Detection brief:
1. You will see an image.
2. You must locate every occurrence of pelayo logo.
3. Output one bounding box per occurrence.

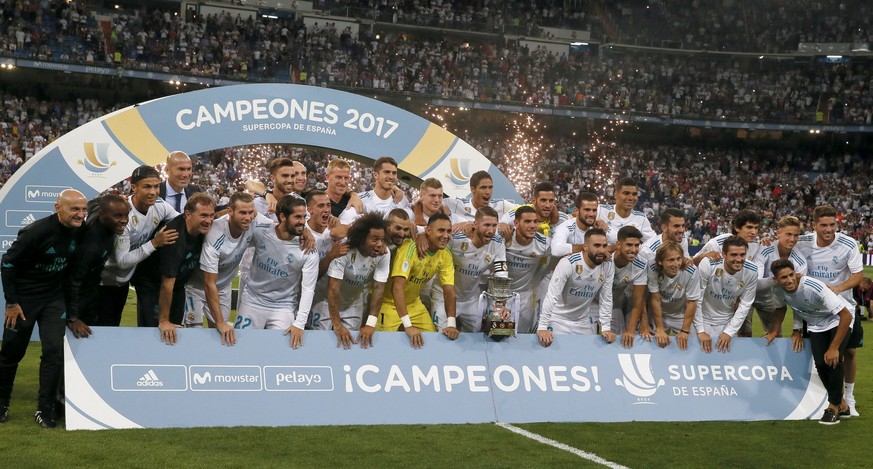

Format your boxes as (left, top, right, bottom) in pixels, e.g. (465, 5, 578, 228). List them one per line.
(615, 354, 665, 402)
(78, 142, 117, 174)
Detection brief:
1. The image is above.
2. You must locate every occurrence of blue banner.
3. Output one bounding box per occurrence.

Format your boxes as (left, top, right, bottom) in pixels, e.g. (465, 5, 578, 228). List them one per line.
(64, 329, 826, 430)
(0, 84, 523, 303)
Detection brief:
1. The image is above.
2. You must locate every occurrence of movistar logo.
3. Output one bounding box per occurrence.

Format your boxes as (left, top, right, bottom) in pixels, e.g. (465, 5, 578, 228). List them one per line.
(193, 372, 212, 385)
(78, 142, 117, 174)
(615, 354, 665, 402)
(446, 157, 471, 185)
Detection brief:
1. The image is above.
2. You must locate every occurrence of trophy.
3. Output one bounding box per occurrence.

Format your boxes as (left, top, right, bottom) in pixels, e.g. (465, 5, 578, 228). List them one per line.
(480, 276, 517, 340)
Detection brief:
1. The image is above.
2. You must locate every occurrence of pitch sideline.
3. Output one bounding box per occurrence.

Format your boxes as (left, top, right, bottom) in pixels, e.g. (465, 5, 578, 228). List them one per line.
(496, 422, 630, 468)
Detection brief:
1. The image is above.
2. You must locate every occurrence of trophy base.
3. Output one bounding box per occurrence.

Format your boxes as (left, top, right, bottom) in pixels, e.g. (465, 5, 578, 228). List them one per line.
(482, 319, 516, 341)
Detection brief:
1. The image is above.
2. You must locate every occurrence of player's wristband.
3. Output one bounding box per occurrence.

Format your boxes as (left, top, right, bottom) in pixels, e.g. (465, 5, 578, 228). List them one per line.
(401, 315, 413, 328)
(446, 317, 457, 329)
(679, 329, 689, 334)
(366, 315, 378, 328)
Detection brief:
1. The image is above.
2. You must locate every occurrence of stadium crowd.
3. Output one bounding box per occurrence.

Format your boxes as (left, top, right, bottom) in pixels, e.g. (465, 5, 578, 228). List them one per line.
(324, 0, 873, 53)
(604, 0, 873, 53)
(2, 3, 873, 124)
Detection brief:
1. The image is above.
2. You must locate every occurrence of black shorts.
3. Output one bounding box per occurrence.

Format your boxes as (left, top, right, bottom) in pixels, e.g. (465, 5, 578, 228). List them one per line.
(847, 311, 864, 349)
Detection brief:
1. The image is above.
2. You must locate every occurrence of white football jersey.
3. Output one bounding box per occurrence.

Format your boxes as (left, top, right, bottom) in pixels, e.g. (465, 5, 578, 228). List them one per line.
(550, 217, 589, 258)
(795, 232, 863, 308)
(647, 263, 701, 319)
(306, 224, 335, 325)
(240, 223, 318, 329)
(695, 258, 758, 336)
(500, 206, 569, 237)
(359, 189, 410, 218)
(189, 213, 273, 291)
(753, 245, 808, 311)
(612, 255, 648, 303)
(773, 277, 851, 333)
(638, 234, 690, 264)
(447, 197, 517, 223)
(700, 233, 762, 275)
(505, 232, 551, 294)
(596, 204, 656, 245)
(447, 232, 508, 303)
(102, 196, 178, 285)
(326, 248, 390, 325)
(538, 253, 614, 331)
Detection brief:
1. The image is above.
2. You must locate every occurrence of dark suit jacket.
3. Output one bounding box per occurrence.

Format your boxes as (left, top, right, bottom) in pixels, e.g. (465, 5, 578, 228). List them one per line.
(159, 181, 202, 200)
(160, 181, 203, 212)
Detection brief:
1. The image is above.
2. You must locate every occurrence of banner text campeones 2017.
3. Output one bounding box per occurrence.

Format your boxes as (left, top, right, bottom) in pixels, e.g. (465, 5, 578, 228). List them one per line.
(175, 98, 400, 138)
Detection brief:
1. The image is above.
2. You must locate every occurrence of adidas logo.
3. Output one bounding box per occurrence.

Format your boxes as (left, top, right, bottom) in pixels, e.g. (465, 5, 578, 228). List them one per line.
(136, 369, 164, 387)
(45, 247, 56, 254)
(21, 214, 37, 225)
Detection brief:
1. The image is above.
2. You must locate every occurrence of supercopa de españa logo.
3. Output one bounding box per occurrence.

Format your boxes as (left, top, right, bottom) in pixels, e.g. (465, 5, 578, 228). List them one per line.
(615, 354, 665, 403)
(78, 142, 117, 174)
(446, 157, 471, 185)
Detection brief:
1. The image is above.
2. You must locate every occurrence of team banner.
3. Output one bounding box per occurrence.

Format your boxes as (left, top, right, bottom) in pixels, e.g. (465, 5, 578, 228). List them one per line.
(0, 84, 522, 301)
(64, 329, 827, 430)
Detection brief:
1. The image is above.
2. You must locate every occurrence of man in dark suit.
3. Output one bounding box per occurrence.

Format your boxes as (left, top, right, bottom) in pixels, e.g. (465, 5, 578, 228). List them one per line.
(160, 151, 202, 212)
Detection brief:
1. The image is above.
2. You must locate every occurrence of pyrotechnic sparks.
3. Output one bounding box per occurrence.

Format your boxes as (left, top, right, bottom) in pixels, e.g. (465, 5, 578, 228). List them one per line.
(503, 113, 549, 200)
(581, 119, 636, 197)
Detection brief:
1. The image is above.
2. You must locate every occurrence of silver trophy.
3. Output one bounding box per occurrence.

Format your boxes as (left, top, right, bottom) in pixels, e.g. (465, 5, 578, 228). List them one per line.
(481, 276, 516, 340)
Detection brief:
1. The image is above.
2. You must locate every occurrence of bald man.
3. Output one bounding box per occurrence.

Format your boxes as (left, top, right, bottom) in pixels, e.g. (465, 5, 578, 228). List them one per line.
(0, 190, 87, 429)
(160, 151, 203, 213)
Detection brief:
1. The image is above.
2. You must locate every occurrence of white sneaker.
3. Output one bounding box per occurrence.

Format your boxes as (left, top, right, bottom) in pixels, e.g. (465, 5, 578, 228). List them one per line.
(848, 404, 860, 417)
(846, 396, 860, 417)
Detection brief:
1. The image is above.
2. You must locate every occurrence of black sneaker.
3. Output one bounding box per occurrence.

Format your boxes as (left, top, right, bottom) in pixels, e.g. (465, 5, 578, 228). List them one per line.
(839, 406, 851, 419)
(0, 403, 8, 423)
(34, 410, 57, 429)
(819, 408, 840, 425)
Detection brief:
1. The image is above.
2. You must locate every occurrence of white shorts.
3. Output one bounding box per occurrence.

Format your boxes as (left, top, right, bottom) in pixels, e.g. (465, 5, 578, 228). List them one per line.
(237, 247, 254, 310)
(309, 299, 328, 330)
(610, 307, 630, 335)
(455, 297, 483, 333)
(185, 285, 231, 327)
(515, 290, 539, 334)
(429, 280, 447, 330)
(660, 314, 686, 334)
(699, 322, 728, 338)
(549, 316, 598, 336)
(312, 306, 365, 331)
(235, 302, 295, 330)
